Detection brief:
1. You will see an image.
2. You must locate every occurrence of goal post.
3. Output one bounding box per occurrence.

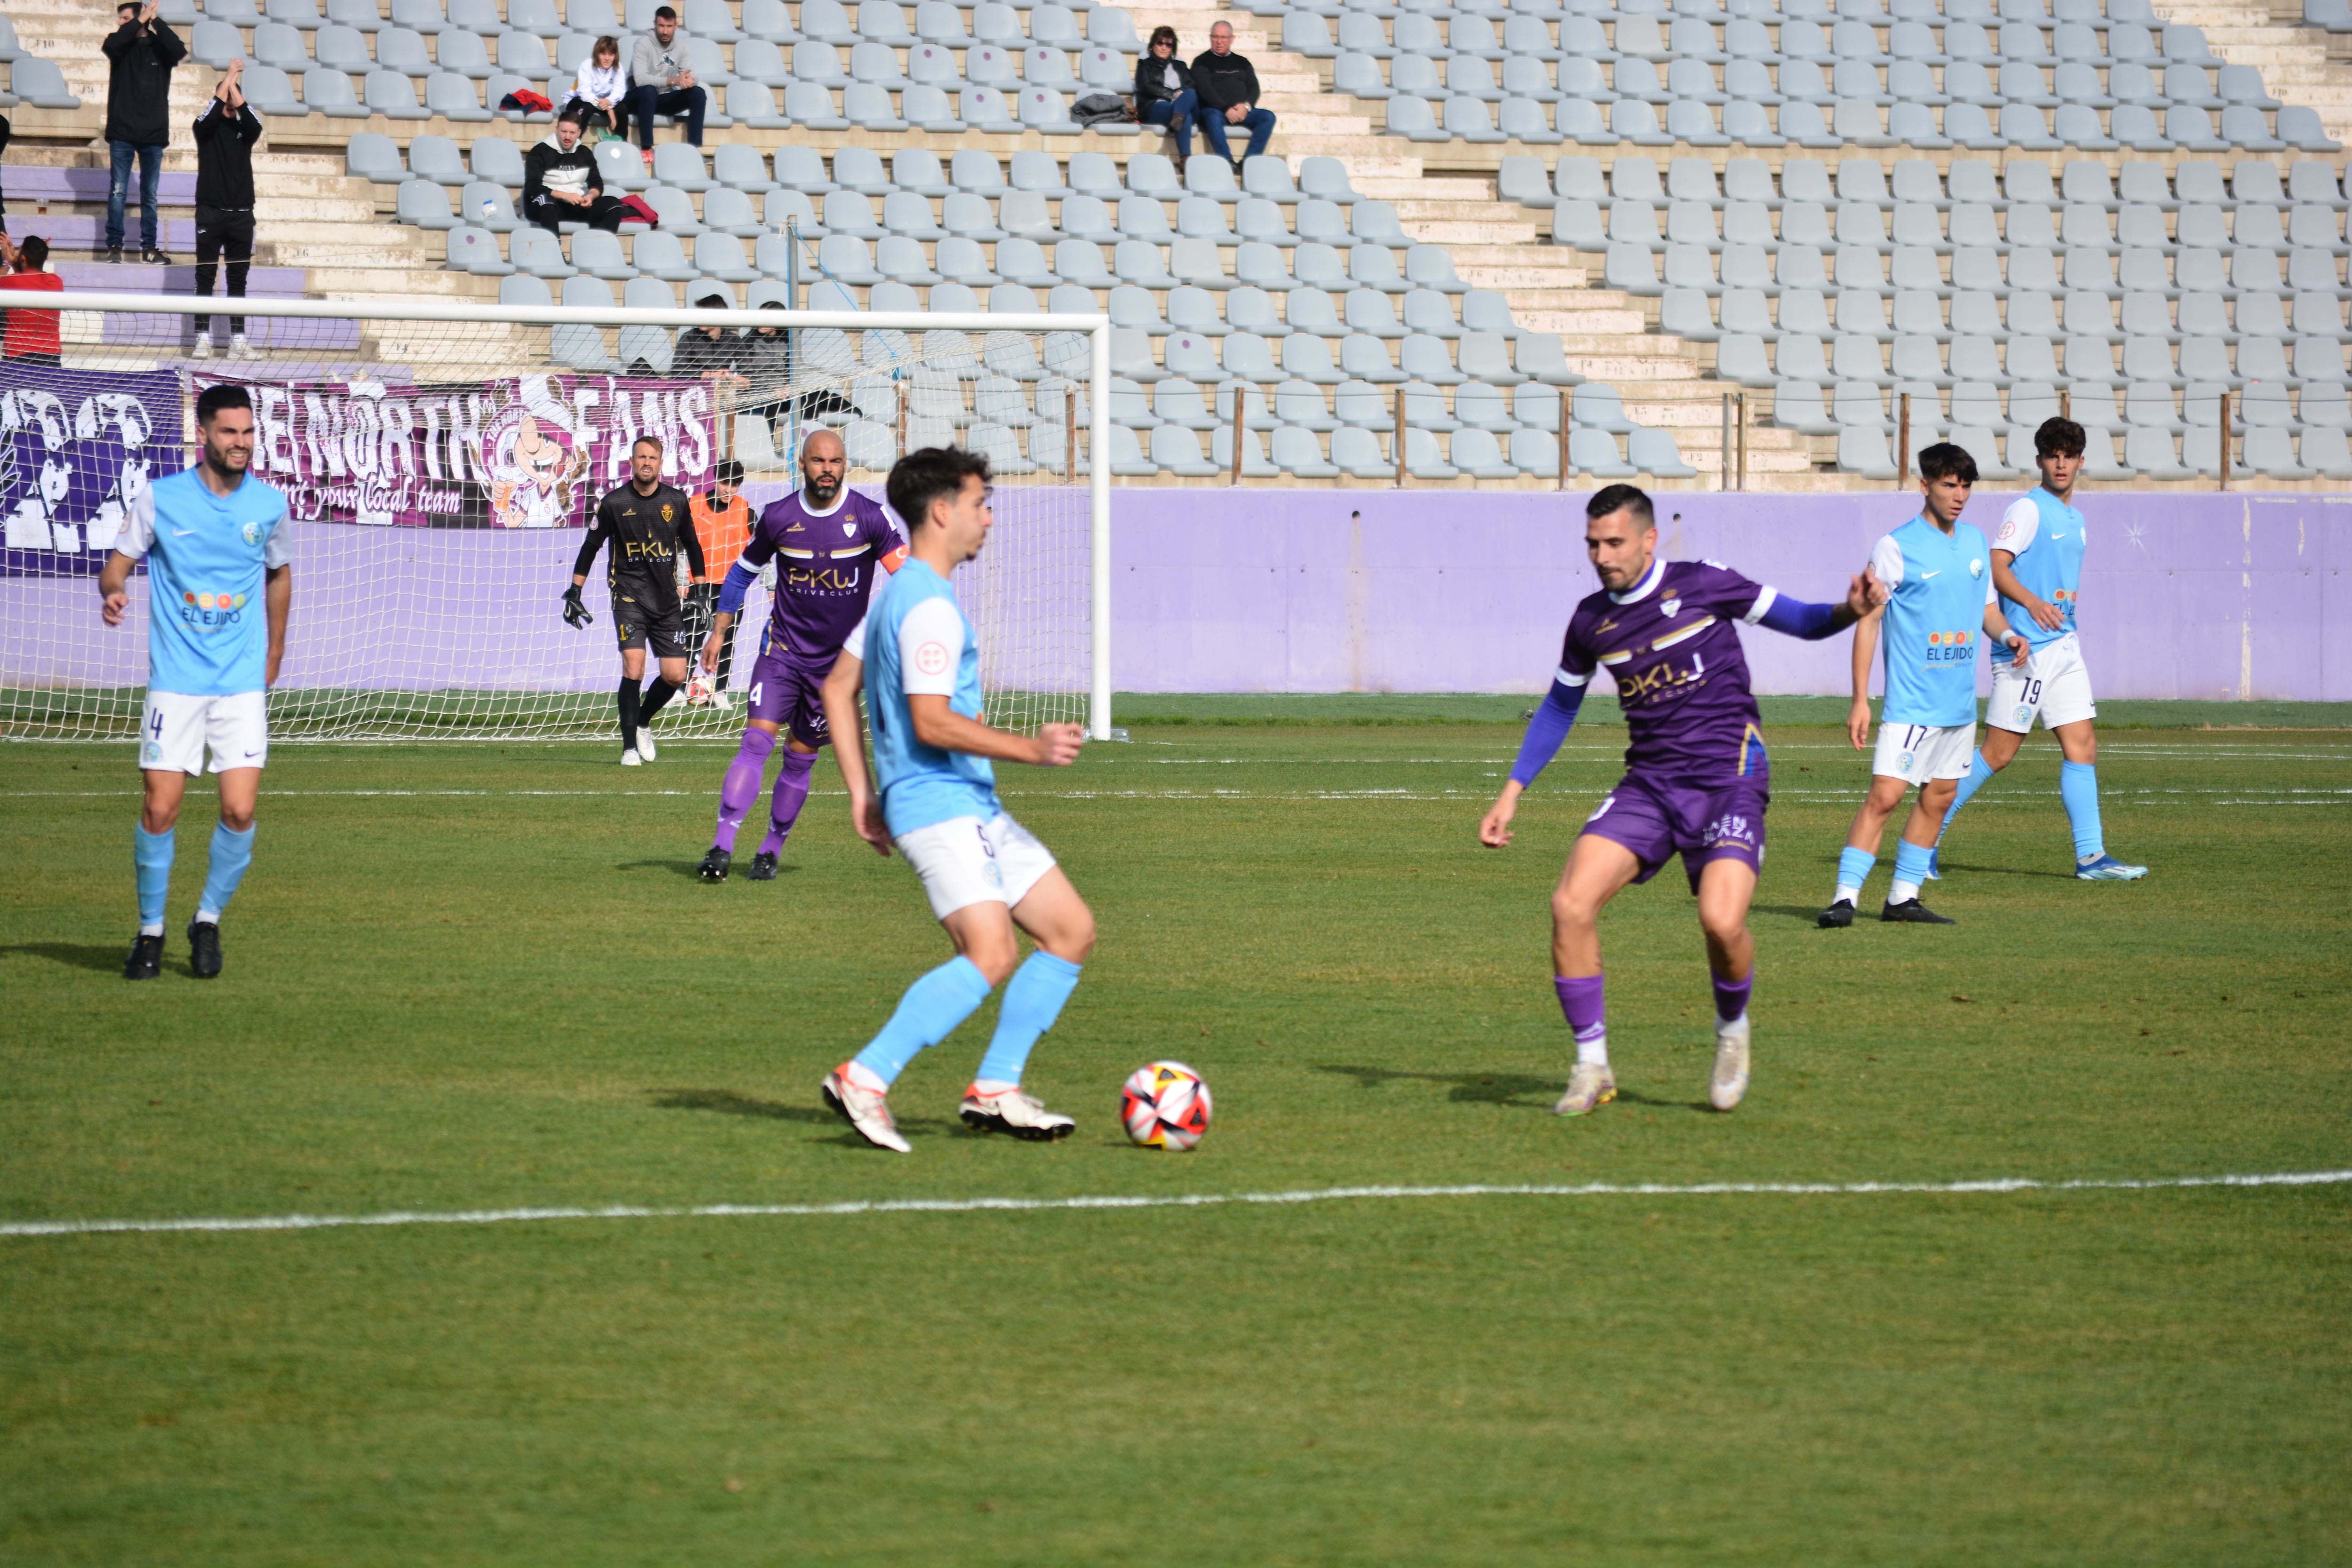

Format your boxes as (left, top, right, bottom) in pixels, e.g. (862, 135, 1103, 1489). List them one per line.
(0, 291, 1112, 743)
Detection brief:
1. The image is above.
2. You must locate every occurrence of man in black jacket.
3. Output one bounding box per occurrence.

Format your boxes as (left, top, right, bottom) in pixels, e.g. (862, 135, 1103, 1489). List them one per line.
(191, 62, 261, 360)
(103, 0, 187, 264)
(523, 107, 634, 232)
(1190, 21, 1274, 175)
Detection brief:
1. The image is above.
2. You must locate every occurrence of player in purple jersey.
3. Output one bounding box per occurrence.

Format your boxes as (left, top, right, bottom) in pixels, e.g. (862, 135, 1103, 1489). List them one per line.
(695, 428, 907, 882)
(1478, 486, 1884, 1117)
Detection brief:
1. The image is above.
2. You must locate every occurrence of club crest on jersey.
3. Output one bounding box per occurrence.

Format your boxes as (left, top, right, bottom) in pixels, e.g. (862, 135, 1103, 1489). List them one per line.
(1968, 557, 1984, 578)
(660, 504, 674, 522)
(1660, 596, 1681, 618)
(240, 519, 260, 545)
(843, 520, 858, 537)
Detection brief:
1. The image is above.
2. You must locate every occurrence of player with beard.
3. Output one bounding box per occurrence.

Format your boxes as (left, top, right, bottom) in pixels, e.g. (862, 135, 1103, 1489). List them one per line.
(1478, 485, 1884, 1117)
(695, 428, 905, 882)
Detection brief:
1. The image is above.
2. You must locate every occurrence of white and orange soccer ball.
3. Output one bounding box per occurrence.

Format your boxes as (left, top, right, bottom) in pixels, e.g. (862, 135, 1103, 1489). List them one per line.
(684, 671, 716, 708)
(1121, 1061, 1212, 1150)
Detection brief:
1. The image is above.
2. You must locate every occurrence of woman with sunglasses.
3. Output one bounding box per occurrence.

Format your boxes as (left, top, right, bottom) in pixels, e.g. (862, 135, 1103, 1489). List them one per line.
(1133, 26, 1198, 174)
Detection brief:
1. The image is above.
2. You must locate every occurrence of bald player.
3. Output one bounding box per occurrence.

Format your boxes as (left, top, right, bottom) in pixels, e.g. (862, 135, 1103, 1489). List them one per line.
(697, 428, 906, 882)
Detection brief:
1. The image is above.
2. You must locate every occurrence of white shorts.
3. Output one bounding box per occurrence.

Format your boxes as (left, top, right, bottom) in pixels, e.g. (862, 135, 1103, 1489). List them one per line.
(1987, 632, 2097, 734)
(140, 689, 269, 775)
(1872, 719, 1974, 785)
(893, 811, 1058, 921)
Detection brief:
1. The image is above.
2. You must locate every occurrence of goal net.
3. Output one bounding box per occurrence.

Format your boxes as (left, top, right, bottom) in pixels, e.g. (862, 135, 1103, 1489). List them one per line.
(0, 293, 1110, 743)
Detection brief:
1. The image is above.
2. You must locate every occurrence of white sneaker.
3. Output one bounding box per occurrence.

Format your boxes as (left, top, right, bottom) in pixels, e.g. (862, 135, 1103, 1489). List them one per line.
(228, 332, 258, 359)
(620, 747, 643, 767)
(708, 689, 733, 712)
(1554, 1062, 1616, 1116)
(959, 1084, 1076, 1141)
(823, 1064, 912, 1154)
(190, 332, 213, 359)
(636, 729, 657, 761)
(1710, 1014, 1750, 1112)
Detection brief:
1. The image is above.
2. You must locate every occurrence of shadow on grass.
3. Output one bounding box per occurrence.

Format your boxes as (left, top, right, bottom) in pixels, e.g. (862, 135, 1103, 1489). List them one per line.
(1, 942, 130, 974)
(651, 1087, 961, 1142)
(1319, 1064, 1715, 1114)
(1317, 1063, 1561, 1108)
(1756, 904, 1838, 924)
(619, 859, 801, 880)
(1934, 860, 2076, 881)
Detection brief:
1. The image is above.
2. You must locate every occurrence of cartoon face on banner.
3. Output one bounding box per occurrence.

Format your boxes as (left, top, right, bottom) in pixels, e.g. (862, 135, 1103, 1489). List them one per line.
(485, 405, 590, 530)
(0, 368, 185, 576)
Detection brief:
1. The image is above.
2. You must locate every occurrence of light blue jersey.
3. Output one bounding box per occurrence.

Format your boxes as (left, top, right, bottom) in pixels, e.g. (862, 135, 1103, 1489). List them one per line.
(865, 557, 1001, 837)
(1992, 487, 2085, 650)
(119, 468, 292, 697)
(1869, 516, 1996, 729)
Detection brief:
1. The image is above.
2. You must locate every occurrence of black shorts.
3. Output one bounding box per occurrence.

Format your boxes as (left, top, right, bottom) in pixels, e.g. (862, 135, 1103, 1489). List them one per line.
(612, 584, 687, 658)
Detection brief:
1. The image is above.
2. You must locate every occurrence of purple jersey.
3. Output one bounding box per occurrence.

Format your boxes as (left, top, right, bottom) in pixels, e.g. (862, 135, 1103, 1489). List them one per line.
(1561, 557, 1776, 782)
(739, 487, 907, 661)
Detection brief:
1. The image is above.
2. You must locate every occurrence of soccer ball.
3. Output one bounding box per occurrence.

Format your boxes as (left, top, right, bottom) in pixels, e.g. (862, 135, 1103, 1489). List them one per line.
(685, 671, 715, 708)
(1121, 1061, 1211, 1150)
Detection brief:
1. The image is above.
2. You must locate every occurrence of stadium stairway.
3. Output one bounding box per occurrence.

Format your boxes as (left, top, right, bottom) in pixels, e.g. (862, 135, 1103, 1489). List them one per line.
(4, 0, 2350, 486)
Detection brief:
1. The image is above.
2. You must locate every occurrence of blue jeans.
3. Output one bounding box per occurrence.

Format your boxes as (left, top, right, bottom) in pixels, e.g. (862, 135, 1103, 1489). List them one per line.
(1193, 104, 1275, 162)
(625, 83, 707, 150)
(1142, 90, 1198, 156)
(108, 140, 165, 252)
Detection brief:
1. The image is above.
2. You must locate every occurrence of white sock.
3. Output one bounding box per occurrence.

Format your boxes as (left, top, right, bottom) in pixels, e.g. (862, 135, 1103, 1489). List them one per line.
(195, 907, 221, 924)
(1717, 1011, 1748, 1037)
(139, 921, 163, 938)
(1834, 882, 1861, 905)
(1576, 1034, 1608, 1068)
(1889, 877, 1920, 904)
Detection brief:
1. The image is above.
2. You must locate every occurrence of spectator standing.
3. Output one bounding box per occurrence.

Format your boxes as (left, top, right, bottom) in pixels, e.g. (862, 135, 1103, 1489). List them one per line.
(103, 0, 187, 265)
(191, 61, 262, 361)
(627, 7, 706, 169)
(0, 235, 65, 366)
(524, 107, 634, 231)
(0, 114, 12, 236)
(569, 35, 627, 139)
(1133, 27, 1198, 173)
(1191, 21, 1274, 175)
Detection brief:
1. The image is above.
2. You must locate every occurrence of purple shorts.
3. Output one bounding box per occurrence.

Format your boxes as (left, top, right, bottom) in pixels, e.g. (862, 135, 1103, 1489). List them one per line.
(744, 640, 833, 749)
(1579, 771, 1768, 890)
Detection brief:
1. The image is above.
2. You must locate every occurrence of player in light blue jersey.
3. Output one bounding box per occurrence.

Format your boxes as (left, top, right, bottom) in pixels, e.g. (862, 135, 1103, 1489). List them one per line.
(1820, 444, 2027, 928)
(1931, 418, 2147, 882)
(815, 448, 1094, 1154)
(97, 384, 292, 981)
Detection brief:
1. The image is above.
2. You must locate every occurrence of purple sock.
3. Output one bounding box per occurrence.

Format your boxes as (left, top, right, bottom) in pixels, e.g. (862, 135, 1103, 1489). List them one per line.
(1554, 974, 1606, 1047)
(1712, 970, 1752, 1026)
(755, 747, 818, 856)
(712, 727, 777, 853)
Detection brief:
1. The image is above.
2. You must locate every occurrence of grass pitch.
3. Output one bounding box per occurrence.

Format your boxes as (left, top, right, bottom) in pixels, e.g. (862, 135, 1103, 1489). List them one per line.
(4, 709, 2349, 1566)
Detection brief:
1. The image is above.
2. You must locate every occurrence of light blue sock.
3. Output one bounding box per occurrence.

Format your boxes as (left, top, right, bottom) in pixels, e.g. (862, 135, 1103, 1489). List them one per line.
(134, 823, 175, 933)
(1939, 748, 1997, 839)
(1834, 845, 1876, 901)
(2060, 760, 2104, 862)
(853, 955, 993, 1088)
(197, 823, 256, 923)
(975, 951, 1082, 1087)
(1891, 838, 1935, 899)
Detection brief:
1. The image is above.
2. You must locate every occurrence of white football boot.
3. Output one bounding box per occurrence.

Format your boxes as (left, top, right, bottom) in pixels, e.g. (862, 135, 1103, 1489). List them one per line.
(1710, 1014, 1751, 1112)
(636, 728, 657, 761)
(620, 747, 643, 767)
(1554, 1062, 1616, 1116)
(959, 1085, 1076, 1141)
(823, 1064, 912, 1153)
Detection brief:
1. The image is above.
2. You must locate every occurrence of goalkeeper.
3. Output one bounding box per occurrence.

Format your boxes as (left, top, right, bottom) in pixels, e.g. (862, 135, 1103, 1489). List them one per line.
(696, 428, 904, 882)
(564, 435, 705, 766)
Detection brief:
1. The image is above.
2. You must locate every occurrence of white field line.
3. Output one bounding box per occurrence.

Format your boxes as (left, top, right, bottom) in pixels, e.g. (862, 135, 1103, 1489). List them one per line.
(5, 1169, 2346, 1240)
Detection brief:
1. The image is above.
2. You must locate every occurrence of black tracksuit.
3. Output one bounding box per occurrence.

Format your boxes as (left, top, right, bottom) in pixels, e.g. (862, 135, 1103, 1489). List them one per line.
(192, 96, 260, 337)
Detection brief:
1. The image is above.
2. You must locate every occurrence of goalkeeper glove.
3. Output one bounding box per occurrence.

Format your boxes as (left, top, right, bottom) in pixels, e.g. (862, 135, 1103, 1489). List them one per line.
(561, 585, 593, 629)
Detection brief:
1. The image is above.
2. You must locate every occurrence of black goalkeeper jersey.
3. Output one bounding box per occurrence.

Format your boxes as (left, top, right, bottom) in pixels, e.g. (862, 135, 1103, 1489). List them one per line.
(574, 481, 706, 613)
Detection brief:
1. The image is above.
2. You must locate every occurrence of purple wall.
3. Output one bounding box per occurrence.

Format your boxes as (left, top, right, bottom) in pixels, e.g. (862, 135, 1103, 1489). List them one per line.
(7, 488, 2345, 701)
(1110, 489, 2352, 700)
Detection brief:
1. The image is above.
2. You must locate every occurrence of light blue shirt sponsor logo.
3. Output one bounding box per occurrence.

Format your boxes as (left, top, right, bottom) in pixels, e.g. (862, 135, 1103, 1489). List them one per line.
(866, 558, 1000, 837)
